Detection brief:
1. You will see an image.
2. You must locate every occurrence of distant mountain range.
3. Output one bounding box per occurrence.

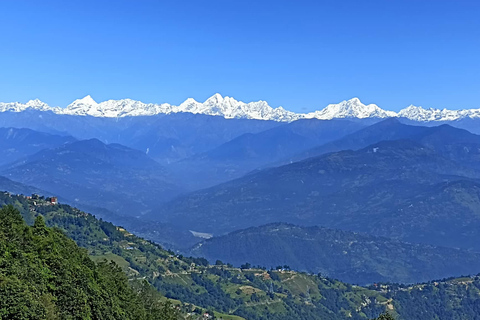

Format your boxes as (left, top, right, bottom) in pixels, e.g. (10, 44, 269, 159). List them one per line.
(3, 113, 480, 253)
(283, 118, 480, 167)
(0, 138, 183, 216)
(2, 94, 480, 122)
(169, 119, 365, 189)
(0, 110, 279, 164)
(152, 125, 480, 251)
(0, 127, 75, 166)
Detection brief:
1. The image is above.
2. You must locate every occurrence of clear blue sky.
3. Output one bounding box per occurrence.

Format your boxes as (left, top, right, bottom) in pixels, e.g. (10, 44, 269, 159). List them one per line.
(0, 0, 479, 112)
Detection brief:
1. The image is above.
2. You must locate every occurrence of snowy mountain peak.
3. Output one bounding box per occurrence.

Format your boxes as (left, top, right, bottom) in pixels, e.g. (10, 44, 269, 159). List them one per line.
(182, 97, 198, 104)
(175, 94, 297, 121)
(305, 97, 396, 120)
(0, 98, 58, 113)
(205, 93, 224, 104)
(63, 95, 102, 116)
(25, 98, 43, 105)
(348, 97, 362, 104)
(1, 95, 479, 122)
(397, 105, 480, 121)
(73, 95, 98, 106)
(25, 99, 51, 110)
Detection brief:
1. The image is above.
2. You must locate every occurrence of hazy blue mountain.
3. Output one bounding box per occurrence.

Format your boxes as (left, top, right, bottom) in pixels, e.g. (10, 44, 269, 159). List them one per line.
(1, 139, 183, 217)
(288, 118, 427, 162)
(125, 113, 282, 164)
(169, 119, 365, 189)
(413, 124, 480, 169)
(287, 119, 480, 167)
(0, 175, 50, 196)
(0, 110, 280, 165)
(399, 116, 480, 135)
(152, 139, 480, 251)
(190, 223, 480, 285)
(2, 107, 480, 165)
(0, 127, 76, 166)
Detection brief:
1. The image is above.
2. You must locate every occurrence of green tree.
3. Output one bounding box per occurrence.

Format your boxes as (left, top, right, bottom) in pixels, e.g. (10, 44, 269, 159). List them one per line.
(371, 312, 395, 320)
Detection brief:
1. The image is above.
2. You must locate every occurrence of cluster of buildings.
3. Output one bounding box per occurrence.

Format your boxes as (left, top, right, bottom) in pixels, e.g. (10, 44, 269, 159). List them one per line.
(26, 194, 58, 205)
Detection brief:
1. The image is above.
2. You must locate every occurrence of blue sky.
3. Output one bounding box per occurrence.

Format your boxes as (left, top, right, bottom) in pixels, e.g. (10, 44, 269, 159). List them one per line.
(0, 0, 479, 112)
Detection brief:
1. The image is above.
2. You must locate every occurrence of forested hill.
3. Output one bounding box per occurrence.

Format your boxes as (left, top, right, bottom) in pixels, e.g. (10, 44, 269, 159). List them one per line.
(190, 223, 480, 285)
(0, 192, 386, 319)
(3, 192, 480, 319)
(0, 205, 181, 319)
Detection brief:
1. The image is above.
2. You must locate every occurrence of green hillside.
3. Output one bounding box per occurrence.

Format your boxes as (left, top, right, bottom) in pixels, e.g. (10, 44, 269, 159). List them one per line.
(0, 205, 181, 319)
(0, 193, 387, 319)
(3, 192, 480, 319)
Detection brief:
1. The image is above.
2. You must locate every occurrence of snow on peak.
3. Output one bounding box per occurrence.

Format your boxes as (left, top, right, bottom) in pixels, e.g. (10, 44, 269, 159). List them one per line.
(305, 97, 397, 120)
(64, 95, 99, 114)
(205, 93, 224, 104)
(62, 96, 174, 118)
(0, 98, 59, 113)
(397, 105, 480, 121)
(24, 99, 53, 111)
(79, 95, 97, 104)
(177, 94, 298, 121)
(1, 95, 479, 122)
(25, 98, 44, 106)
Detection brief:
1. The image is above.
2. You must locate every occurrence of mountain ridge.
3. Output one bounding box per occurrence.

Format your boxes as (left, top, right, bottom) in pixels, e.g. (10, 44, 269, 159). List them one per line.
(190, 222, 480, 285)
(285, 119, 480, 166)
(0, 138, 184, 217)
(150, 138, 480, 251)
(2, 94, 479, 122)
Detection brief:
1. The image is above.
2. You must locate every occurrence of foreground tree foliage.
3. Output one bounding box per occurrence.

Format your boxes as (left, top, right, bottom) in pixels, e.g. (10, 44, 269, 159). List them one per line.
(371, 313, 395, 320)
(0, 205, 180, 320)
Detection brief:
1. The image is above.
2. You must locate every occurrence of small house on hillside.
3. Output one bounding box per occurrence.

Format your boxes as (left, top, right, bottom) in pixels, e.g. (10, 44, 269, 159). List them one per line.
(45, 197, 58, 205)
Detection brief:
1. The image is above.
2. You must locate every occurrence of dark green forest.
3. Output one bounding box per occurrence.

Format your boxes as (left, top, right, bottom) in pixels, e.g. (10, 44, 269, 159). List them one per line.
(0, 205, 180, 320)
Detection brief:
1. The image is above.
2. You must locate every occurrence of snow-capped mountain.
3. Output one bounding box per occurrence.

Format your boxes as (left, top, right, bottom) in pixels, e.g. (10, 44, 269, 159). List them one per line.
(1, 94, 479, 122)
(304, 98, 397, 120)
(175, 93, 298, 121)
(397, 105, 480, 121)
(0, 94, 299, 121)
(62, 96, 173, 117)
(0, 99, 62, 113)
